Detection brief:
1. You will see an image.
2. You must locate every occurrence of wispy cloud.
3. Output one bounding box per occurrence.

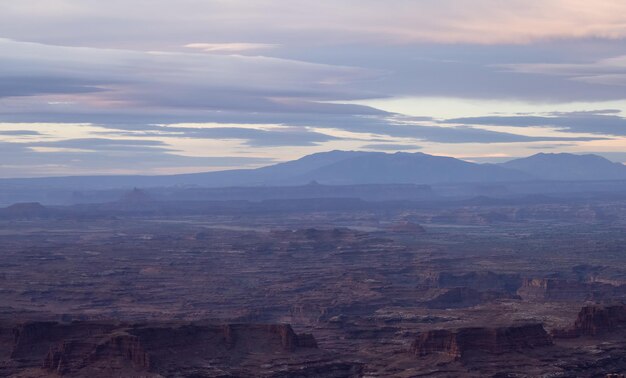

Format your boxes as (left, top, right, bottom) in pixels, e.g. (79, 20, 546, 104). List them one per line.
(185, 43, 279, 54)
(3, 1, 626, 46)
(500, 54, 626, 86)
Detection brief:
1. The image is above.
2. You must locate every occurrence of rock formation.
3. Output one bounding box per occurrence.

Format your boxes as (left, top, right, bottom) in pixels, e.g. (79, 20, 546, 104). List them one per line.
(43, 332, 150, 375)
(0, 202, 51, 219)
(553, 304, 626, 338)
(5, 321, 323, 376)
(411, 324, 553, 359)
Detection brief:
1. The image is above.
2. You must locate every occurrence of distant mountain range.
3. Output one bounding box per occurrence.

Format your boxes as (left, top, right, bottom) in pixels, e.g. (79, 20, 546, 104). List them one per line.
(501, 153, 626, 181)
(2, 151, 626, 190)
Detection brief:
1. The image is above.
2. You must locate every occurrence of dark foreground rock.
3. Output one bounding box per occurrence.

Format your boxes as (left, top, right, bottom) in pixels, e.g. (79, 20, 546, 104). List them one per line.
(3, 320, 360, 377)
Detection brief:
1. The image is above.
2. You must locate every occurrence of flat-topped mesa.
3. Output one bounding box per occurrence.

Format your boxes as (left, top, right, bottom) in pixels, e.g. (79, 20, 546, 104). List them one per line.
(9, 321, 318, 376)
(518, 278, 594, 301)
(553, 304, 626, 338)
(411, 324, 553, 360)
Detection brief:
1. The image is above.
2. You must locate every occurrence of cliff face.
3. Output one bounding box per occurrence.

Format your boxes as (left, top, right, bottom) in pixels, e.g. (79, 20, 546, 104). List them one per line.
(43, 333, 150, 374)
(411, 324, 553, 359)
(554, 305, 626, 338)
(5, 321, 321, 376)
(517, 278, 623, 302)
(132, 323, 317, 355)
(575, 305, 626, 335)
(11, 321, 118, 363)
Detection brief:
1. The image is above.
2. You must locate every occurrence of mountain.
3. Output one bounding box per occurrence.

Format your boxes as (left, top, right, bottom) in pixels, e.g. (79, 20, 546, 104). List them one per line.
(289, 152, 530, 185)
(0, 151, 530, 190)
(1, 152, 625, 195)
(500, 153, 626, 181)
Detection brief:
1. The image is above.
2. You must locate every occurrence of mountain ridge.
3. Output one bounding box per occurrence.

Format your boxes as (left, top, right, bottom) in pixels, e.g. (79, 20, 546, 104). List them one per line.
(500, 152, 626, 181)
(1, 151, 625, 189)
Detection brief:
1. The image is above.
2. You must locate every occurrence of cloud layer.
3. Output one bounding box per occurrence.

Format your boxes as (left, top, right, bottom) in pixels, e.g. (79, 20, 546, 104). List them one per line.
(1, 1, 626, 176)
(3, 1, 626, 45)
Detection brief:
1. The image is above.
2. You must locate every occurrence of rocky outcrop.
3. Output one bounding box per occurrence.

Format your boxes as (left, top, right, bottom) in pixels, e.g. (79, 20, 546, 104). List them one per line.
(411, 324, 552, 359)
(43, 332, 150, 374)
(7, 321, 320, 376)
(518, 278, 623, 302)
(0, 202, 51, 219)
(553, 304, 626, 338)
(11, 321, 117, 363)
(518, 278, 583, 301)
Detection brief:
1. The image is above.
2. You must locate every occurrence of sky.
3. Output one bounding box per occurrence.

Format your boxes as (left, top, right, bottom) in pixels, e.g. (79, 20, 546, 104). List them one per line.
(1, 1, 626, 177)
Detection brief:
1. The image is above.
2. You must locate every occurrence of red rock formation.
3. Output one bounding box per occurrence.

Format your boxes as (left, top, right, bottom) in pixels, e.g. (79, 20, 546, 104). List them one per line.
(11, 321, 116, 362)
(411, 329, 459, 357)
(411, 324, 552, 359)
(44, 333, 150, 374)
(8, 321, 320, 376)
(553, 304, 626, 338)
(517, 278, 596, 301)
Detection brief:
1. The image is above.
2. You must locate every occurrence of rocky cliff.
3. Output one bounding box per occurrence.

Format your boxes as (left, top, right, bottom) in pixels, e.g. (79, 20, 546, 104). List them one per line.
(553, 304, 626, 338)
(411, 323, 553, 359)
(3, 320, 329, 377)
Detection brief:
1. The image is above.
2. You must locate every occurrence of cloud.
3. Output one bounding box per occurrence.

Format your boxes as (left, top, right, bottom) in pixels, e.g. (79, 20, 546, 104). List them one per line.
(361, 143, 422, 151)
(28, 138, 170, 151)
(0, 140, 275, 178)
(500, 54, 626, 87)
(2, 1, 626, 46)
(445, 112, 626, 136)
(185, 43, 279, 54)
(0, 130, 42, 136)
(0, 76, 104, 98)
(0, 38, 381, 113)
(151, 125, 340, 147)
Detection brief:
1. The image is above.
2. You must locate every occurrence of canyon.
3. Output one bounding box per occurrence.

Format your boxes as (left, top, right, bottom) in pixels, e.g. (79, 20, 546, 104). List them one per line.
(1, 181, 626, 376)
